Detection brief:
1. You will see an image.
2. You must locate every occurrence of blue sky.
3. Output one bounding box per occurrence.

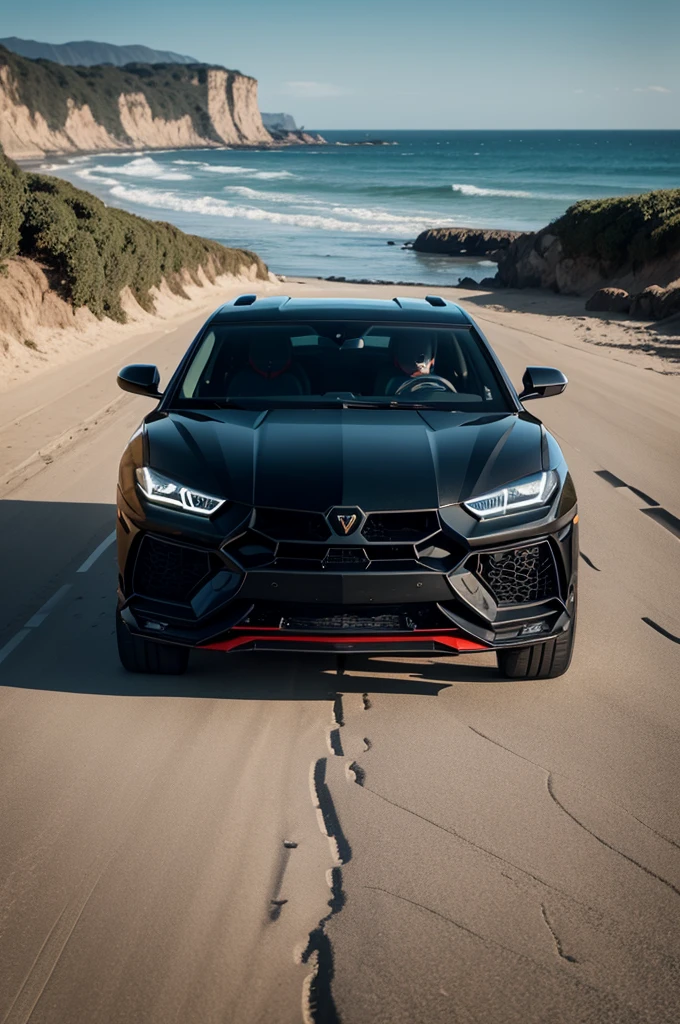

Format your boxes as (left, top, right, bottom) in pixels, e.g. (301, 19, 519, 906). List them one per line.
(3, 0, 678, 129)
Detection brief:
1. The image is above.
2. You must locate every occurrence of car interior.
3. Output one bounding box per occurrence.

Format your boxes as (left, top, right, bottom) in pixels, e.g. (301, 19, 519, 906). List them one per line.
(179, 323, 503, 403)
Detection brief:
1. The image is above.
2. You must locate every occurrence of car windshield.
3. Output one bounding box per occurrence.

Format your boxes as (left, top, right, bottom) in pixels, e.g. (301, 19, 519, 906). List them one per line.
(172, 321, 513, 411)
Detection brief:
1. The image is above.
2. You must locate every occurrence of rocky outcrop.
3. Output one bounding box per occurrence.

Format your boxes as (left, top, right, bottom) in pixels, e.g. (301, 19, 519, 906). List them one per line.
(585, 288, 631, 313)
(629, 282, 680, 321)
(495, 190, 680, 302)
(0, 44, 275, 158)
(413, 227, 522, 259)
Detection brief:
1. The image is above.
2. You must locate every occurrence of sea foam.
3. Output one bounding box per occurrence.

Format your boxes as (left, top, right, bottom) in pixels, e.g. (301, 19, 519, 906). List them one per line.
(108, 184, 431, 234)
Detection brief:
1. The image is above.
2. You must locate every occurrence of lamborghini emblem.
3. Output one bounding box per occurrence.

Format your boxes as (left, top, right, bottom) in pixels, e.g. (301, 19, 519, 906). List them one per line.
(337, 514, 357, 535)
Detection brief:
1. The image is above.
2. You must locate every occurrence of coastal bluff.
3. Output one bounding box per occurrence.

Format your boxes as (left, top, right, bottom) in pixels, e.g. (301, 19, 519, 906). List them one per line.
(494, 190, 680, 303)
(0, 45, 277, 158)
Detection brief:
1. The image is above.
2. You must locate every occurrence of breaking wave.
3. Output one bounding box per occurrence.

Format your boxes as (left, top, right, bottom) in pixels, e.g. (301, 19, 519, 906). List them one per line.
(451, 182, 579, 200)
(108, 184, 430, 235)
(197, 164, 297, 179)
(75, 167, 121, 186)
(95, 157, 192, 181)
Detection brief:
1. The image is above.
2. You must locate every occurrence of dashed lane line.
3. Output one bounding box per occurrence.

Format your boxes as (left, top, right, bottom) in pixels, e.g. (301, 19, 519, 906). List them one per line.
(24, 585, 73, 629)
(77, 531, 116, 573)
(0, 527, 115, 670)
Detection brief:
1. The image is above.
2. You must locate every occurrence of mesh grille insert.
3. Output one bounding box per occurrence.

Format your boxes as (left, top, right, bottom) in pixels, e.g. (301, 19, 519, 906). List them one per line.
(477, 543, 558, 605)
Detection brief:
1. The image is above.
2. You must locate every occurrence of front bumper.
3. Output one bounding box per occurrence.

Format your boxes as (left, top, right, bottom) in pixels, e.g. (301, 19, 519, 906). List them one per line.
(116, 492, 578, 656)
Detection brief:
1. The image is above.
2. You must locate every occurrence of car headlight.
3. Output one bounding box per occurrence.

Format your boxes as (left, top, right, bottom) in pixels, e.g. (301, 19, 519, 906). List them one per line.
(463, 470, 558, 519)
(136, 467, 225, 516)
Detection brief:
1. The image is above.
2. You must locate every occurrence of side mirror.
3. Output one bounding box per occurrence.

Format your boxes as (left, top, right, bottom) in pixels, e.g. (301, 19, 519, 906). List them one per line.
(117, 364, 162, 398)
(518, 366, 568, 401)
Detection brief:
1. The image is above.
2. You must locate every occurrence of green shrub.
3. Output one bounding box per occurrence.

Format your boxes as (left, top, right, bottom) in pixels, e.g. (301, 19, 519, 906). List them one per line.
(0, 146, 268, 321)
(552, 189, 680, 268)
(0, 152, 26, 260)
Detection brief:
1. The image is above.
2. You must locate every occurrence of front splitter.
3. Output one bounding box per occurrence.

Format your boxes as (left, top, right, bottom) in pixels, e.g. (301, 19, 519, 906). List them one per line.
(200, 629, 489, 655)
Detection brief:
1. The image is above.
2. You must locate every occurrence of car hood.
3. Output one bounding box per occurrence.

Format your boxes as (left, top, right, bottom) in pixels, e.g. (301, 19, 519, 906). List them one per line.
(145, 408, 544, 511)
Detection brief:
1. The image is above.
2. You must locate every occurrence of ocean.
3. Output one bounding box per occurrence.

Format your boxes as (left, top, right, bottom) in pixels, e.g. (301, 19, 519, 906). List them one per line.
(42, 130, 680, 285)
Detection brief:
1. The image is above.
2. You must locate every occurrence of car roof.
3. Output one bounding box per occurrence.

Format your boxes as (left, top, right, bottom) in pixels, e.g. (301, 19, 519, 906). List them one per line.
(209, 295, 474, 326)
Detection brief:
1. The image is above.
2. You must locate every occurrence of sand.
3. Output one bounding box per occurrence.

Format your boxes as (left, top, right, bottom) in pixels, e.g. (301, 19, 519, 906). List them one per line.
(0, 258, 276, 394)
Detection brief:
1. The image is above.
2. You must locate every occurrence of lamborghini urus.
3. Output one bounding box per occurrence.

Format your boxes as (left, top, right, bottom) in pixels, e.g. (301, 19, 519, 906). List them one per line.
(115, 294, 577, 678)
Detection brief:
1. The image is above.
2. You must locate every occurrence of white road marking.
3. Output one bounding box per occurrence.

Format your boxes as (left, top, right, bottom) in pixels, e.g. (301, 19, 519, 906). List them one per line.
(1, 530, 116, 670)
(24, 584, 73, 628)
(0, 629, 31, 666)
(77, 531, 116, 573)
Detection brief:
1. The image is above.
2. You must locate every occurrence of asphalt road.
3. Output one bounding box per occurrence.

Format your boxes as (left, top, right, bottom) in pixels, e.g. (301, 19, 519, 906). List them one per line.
(1, 284, 679, 1024)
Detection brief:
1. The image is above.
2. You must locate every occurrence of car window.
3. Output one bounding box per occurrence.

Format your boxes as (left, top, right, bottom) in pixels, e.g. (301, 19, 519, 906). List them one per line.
(175, 321, 512, 411)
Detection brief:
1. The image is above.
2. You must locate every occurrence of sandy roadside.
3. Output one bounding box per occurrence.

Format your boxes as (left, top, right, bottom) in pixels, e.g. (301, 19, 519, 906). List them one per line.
(2, 268, 678, 399)
(287, 277, 680, 376)
(0, 259, 277, 394)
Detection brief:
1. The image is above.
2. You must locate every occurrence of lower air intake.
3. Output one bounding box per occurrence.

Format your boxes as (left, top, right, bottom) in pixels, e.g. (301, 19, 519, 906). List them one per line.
(477, 543, 558, 605)
(133, 535, 214, 604)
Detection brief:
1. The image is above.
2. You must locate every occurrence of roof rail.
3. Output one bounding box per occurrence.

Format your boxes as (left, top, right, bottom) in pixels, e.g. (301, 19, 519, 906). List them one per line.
(425, 295, 447, 307)
(233, 293, 257, 306)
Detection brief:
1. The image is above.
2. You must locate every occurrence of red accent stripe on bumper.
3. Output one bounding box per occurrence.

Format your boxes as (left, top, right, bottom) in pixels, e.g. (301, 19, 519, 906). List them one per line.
(201, 632, 488, 653)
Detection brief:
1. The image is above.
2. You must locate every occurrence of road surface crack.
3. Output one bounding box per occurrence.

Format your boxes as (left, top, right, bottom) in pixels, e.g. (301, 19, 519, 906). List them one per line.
(310, 758, 351, 866)
(579, 552, 600, 571)
(364, 885, 545, 969)
(470, 725, 680, 853)
(300, 868, 345, 1024)
(540, 904, 578, 963)
(361, 783, 594, 911)
(546, 775, 680, 899)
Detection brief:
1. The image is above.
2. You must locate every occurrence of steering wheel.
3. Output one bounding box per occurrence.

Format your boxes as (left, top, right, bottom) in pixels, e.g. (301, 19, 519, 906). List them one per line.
(395, 374, 457, 396)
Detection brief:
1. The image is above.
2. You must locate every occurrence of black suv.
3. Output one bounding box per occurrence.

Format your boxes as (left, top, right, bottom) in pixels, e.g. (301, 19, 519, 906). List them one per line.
(115, 294, 577, 678)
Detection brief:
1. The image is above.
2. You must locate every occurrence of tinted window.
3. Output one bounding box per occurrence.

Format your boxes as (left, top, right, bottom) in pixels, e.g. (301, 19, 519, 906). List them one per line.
(174, 322, 511, 411)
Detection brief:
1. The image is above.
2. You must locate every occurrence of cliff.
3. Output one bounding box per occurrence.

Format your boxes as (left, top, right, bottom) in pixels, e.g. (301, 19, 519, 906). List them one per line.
(0, 45, 273, 158)
(412, 227, 522, 259)
(0, 36, 197, 67)
(495, 190, 680, 297)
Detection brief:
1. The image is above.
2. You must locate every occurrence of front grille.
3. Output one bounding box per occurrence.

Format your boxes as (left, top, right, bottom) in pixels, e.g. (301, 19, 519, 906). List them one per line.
(282, 612, 404, 632)
(476, 543, 559, 605)
(254, 508, 331, 542)
(242, 602, 452, 632)
(363, 510, 439, 542)
(322, 548, 368, 568)
(133, 535, 214, 604)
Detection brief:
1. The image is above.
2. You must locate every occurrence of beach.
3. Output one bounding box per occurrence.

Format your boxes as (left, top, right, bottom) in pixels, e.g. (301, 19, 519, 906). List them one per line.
(30, 130, 680, 285)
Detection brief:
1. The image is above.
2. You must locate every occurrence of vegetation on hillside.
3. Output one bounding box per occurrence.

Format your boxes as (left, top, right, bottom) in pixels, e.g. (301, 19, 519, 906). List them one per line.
(0, 148, 267, 320)
(0, 44, 245, 142)
(552, 189, 680, 268)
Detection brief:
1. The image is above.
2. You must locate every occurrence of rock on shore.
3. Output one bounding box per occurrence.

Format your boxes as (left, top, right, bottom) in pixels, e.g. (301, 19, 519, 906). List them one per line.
(413, 227, 522, 259)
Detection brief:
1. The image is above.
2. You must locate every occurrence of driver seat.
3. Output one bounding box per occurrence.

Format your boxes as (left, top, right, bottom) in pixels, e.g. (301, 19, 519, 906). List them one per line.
(227, 335, 308, 397)
(374, 330, 438, 395)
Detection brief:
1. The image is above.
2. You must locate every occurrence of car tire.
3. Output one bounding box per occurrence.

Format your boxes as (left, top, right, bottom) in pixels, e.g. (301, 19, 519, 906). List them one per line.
(116, 609, 189, 675)
(497, 620, 575, 680)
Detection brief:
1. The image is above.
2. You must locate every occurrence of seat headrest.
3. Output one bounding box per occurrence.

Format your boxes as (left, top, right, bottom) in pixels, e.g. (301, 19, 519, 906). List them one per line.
(391, 330, 437, 376)
(248, 335, 293, 378)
